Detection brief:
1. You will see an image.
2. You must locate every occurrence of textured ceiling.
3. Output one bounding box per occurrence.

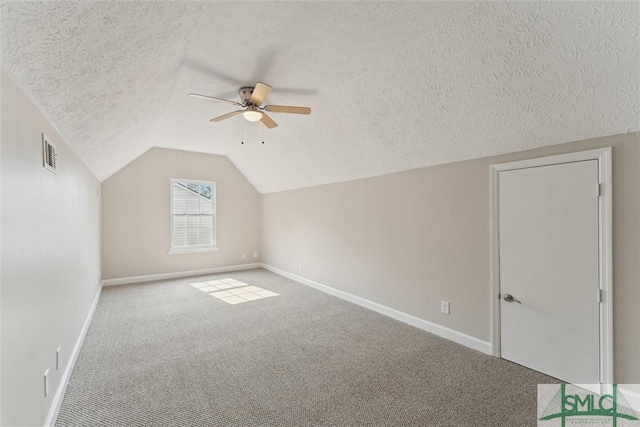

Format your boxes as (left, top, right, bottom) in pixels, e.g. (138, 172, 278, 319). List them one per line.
(2, 1, 639, 193)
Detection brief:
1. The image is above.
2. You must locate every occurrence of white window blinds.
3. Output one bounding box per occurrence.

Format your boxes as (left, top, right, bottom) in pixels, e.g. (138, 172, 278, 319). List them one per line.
(171, 180, 215, 249)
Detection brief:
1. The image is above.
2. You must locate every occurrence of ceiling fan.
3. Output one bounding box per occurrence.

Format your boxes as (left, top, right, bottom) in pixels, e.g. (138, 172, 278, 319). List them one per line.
(188, 82, 311, 129)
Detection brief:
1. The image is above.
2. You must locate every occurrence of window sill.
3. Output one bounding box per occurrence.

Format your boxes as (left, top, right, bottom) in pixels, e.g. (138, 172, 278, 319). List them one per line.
(168, 246, 219, 255)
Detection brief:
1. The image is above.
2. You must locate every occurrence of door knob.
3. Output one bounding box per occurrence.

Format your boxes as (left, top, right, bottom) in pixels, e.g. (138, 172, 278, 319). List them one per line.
(503, 294, 522, 304)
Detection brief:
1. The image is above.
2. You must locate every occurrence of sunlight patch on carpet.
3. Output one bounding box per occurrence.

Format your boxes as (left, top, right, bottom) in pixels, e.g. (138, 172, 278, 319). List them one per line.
(190, 278, 279, 304)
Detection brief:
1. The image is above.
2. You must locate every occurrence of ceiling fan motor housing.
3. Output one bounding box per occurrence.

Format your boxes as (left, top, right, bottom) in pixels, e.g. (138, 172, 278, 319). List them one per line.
(239, 87, 255, 105)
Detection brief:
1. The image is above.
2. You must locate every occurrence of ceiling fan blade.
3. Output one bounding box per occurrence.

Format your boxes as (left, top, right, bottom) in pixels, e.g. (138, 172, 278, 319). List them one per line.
(272, 87, 318, 96)
(265, 105, 311, 115)
(210, 110, 244, 122)
(182, 57, 245, 86)
(260, 112, 278, 129)
(250, 82, 272, 105)
(189, 93, 242, 107)
(250, 49, 278, 84)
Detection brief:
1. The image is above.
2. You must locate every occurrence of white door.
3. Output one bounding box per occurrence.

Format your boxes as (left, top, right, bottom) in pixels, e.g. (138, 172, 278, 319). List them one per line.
(499, 160, 600, 385)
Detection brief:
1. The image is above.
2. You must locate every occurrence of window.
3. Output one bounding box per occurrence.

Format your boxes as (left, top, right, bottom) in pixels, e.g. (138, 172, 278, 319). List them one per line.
(170, 179, 217, 253)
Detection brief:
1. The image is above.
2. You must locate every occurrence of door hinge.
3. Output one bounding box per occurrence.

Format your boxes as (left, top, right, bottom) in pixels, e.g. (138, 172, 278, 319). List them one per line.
(597, 183, 603, 197)
(598, 289, 603, 303)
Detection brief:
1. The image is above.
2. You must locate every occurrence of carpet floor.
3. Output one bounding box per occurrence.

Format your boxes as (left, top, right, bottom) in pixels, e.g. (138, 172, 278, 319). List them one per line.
(56, 268, 557, 426)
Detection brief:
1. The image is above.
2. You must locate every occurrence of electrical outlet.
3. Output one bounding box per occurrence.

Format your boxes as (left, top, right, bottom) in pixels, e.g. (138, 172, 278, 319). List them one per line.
(241, 253, 246, 259)
(253, 252, 258, 258)
(299, 262, 304, 271)
(44, 369, 49, 397)
(56, 347, 61, 370)
(441, 301, 450, 315)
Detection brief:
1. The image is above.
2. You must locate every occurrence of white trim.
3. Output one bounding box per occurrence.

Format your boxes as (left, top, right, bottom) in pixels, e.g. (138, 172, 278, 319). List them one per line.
(168, 246, 219, 254)
(489, 148, 611, 172)
(45, 284, 102, 427)
(171, 177, 215, 186)
(490, 147, 613, 391)
(619, 386, 640, 412)
(101, 263, 261, 286)
(260, 264, 492, 355)
(490, 165, 501, 358)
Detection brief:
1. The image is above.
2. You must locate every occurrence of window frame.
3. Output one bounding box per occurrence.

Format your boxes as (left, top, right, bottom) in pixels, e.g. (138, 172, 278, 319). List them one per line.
(168, 178, 218, 254)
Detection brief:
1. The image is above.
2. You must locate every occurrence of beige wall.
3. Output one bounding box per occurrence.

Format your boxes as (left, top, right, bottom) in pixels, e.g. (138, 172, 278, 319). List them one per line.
(261, 132, 640, 383)
(1, 67, 102, 426)
(101, 148, 260, 280)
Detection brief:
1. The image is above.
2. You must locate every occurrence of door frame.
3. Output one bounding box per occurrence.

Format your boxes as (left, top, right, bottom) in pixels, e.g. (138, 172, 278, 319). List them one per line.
(490, 147, 612, 393)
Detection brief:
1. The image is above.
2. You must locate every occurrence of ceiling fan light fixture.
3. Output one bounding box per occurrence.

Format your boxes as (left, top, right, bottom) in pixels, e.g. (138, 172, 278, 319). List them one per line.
(242, 110, 263, 122)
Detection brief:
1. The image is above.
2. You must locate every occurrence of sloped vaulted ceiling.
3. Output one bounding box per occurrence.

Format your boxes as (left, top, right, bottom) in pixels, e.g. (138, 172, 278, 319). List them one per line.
(2, 1, 639, 193)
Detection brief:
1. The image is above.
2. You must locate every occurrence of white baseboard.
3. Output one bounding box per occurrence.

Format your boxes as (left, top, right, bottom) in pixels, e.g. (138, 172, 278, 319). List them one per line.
(45, 284, 102, 427)
(260, 263, 492, 355)
(620, 386, 640, 412)
(101, 263, 261, 286)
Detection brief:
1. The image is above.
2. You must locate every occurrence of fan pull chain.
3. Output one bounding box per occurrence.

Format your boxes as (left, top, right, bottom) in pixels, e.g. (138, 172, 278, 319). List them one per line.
(241, 122, 244, 145)
(262, 125, 265, 145)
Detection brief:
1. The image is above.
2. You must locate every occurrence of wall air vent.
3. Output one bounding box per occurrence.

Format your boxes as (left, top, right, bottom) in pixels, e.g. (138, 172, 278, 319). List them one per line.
(42, 133, 57, 174)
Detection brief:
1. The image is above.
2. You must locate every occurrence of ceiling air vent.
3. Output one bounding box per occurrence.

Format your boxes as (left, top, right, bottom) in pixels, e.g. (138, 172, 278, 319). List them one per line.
(42, 133, 57, 174)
